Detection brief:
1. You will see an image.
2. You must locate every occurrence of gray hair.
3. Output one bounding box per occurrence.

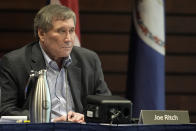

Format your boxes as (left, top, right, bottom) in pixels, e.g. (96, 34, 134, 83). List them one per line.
(34, 4, 76, 40)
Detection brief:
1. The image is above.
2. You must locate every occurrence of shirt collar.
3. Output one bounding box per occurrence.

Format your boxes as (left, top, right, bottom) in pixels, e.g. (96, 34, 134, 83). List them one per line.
(39, 42, 72, 70)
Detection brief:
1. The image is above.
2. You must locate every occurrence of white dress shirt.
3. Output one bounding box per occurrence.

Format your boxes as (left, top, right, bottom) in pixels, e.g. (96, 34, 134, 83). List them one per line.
(39, 43, 75, 119)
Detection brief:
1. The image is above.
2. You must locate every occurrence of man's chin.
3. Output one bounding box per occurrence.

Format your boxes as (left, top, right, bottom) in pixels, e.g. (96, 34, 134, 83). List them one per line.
(62, 52, 71, 57)
(64, 47, 72, 52)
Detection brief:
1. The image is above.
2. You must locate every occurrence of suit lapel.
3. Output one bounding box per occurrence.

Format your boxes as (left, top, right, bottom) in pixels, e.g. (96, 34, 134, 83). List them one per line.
(68, 51, 82, 113)
(30, 43, 46, 71)
(25, 42, 46, 108)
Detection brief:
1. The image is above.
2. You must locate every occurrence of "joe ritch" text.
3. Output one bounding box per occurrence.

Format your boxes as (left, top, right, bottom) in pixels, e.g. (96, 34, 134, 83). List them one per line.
(154, 114, 178, 121)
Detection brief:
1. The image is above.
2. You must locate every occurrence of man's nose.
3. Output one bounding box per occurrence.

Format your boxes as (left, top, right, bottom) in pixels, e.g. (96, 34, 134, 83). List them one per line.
(64, 32, 71, 41)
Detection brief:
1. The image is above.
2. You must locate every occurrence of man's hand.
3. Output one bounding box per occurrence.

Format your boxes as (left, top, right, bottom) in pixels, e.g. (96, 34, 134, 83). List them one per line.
(53, 111, 84, 123)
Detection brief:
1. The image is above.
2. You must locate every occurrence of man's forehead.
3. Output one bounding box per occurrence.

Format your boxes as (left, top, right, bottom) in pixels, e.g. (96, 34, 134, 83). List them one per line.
(52, 18, 75, 26)
(48, 21, 74, 33)
(52, 17, 74, 23)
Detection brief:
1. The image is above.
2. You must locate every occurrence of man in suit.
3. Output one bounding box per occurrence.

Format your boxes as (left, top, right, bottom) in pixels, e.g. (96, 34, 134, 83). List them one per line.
(0, 4, 111, 123)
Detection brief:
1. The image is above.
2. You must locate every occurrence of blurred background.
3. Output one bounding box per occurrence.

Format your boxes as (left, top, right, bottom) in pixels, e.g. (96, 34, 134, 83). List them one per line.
(0, 0, 196, 122)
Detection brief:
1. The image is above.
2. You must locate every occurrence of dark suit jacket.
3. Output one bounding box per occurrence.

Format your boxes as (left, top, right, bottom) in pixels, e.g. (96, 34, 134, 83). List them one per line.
(0, 41, 111, 116)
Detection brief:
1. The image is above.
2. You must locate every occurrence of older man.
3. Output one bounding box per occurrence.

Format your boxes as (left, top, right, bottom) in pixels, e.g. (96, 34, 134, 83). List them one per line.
(0, 4, 111, 123)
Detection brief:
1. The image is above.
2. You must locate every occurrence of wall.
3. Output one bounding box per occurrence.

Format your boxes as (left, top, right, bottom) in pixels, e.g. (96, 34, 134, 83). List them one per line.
(80, 0, 131, 96)
(0, 0, 196, 122)
(166, 0, 196, 122)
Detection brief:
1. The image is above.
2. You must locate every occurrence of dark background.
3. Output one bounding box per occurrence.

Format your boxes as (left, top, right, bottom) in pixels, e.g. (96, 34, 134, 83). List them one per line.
(0, 0, 196, 122)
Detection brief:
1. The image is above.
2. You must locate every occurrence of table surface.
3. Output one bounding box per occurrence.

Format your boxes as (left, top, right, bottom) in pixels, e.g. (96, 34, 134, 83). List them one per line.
(0, 122, 196, 131)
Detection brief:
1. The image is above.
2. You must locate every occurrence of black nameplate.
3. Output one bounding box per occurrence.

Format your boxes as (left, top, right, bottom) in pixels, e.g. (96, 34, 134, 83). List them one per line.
(139, 110, 190, 124)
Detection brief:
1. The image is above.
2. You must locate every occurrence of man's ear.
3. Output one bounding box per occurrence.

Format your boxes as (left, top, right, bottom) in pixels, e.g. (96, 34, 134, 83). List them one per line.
(38, 28, 45, 42)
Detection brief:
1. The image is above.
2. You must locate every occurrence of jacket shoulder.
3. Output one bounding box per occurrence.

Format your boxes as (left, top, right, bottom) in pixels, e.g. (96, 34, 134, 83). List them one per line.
(71, 46, 98, 59)
(1, 42, 36, 61)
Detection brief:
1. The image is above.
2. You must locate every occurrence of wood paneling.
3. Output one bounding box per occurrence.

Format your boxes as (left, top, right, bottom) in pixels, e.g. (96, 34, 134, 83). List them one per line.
(0, 32, 33, 51)
(0, 11, 35, 31)
(166, 56, 196, 73)
(99, 54, 128, 72)
(79, 0, 132, 12)
(166, 16, 196, 34)
(166, 95, 196, 112)
(0, 0, 45, 10)
(165, 0, 196, 123)
(166, 75, 196, 93)
(166, 0, 196, 14)
(80, 14, 131, 33)
(166, 35, 196, 53)
(82, 34, 129, 52)
(104, 74, 127, 94)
